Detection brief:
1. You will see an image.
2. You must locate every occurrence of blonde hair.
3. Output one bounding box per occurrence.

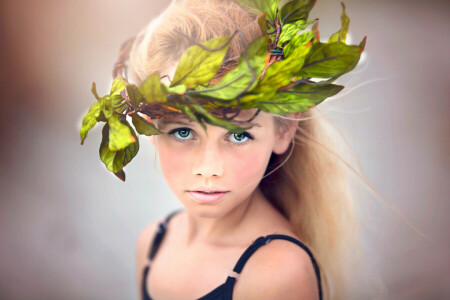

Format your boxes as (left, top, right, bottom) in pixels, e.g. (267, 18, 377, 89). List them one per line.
(128, 0, 385, 298)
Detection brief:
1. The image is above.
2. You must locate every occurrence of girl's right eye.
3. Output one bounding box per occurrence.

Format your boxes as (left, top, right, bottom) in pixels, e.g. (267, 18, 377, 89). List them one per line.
(167, 128, 194, 142)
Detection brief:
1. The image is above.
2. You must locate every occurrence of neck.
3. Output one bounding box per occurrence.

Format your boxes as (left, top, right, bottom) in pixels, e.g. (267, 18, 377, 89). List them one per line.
(183, 187, 268, 247)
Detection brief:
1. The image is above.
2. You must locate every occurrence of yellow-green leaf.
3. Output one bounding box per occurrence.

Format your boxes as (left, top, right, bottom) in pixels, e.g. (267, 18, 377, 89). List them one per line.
(194, 36, 268, 100)
(99, 123, 124, 173)
(91, 82, 101, 101)
(110, 78, 126, 95)
(80, 101, 103, 144)
(170, 36, 231, 87)
(328, 2, 350, 43)
(167, 84, 186, 94)
(139, 72, 167, 103)
(283, 31, 314, 58)
(99, 122, 139, 179)
(236, 0, 281, 21)
(123, 123, 139, 167)
(108, 115, 136, 151)
(240, 42, 312, 104)
(277, 20, 310, 46)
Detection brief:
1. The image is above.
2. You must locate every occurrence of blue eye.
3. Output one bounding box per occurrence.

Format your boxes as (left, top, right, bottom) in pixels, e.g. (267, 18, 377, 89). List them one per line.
(229, 132, 254, 144)
(168, 128, 194, 141)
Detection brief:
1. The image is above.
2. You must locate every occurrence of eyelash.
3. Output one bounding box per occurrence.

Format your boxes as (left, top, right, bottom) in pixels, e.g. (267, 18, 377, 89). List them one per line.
(167, 127, 254, 146)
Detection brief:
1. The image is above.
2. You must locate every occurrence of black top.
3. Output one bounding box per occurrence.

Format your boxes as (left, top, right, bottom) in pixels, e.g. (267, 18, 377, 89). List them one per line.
(141, 209, 322, 300)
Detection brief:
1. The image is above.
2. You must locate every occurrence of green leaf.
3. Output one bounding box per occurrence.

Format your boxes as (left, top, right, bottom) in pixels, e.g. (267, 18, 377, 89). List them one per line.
(114, 170, 126, 181)
(123, 123, 139, 167)
(297, 39, 364, 78)
(101, 95, 117, 119)
(170, 36, 232, 87)
(257, 83, 343, 114)
(110, 78, 126, 95)
(103, 105, 113, 119)
(80, 101, 103, 145)
(190, 104, 252, 133)
(328, 2, 349, 43)
(99, 123, 124, 173)
(279, 0, 316, 25)
(257, 13, 266, 33)
(91, 82, 101, 101)
(283, 31, 314, 58)
(194, 36, 268, 100)
(110, 94, 126, 114)
(90, 82, 108, 122)
(126, 83, 144, 107)
(236, 0, 281, 21)
(99, 122, 139, 180)
(277, 19, 309, 47)
(139, 72, 167, 103)
(96, 111, 107, 122)
(131, 114, 164, 136)
(167, 84, 186, 94)
(171, 103, 206, 131)
(108, 115, 136, 151)
(240, 42, 312, 105)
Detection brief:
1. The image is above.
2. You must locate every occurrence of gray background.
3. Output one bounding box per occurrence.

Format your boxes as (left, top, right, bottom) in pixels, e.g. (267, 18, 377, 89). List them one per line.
(0, 0, 449, 299)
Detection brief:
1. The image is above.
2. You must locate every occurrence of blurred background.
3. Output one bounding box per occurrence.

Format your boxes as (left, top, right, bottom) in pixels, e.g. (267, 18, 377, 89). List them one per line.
(0, 0, 448, 299)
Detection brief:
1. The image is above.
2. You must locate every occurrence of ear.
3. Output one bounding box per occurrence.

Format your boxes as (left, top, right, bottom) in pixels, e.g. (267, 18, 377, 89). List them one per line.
(272, 112, 301, 155)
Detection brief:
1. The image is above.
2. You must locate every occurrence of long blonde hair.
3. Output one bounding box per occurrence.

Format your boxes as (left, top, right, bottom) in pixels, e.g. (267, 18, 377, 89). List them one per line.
(127, 0, 385, 298)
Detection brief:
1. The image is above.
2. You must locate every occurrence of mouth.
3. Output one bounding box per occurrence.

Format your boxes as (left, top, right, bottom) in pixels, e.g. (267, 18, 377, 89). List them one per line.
(187, 190, 229, 203)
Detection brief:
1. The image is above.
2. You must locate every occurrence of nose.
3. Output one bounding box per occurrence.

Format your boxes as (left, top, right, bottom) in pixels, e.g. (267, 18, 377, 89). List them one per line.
(192, 139, 224, 178)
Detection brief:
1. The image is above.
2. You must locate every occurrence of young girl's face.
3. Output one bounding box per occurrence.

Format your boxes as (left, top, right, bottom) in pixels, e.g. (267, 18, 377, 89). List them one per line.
(151, 109, 293, 218)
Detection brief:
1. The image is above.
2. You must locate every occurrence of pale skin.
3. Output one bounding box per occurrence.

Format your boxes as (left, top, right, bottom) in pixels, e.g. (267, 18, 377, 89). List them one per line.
(136, 108, 319, 299)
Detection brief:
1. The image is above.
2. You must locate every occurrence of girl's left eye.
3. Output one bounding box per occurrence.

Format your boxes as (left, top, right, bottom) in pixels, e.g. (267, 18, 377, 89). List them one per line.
(228, 132, 254, 144)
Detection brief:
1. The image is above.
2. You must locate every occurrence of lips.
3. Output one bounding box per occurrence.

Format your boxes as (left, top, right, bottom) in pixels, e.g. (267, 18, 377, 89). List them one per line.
(190, 186, 228, 193)
(187, 190, 228, 203)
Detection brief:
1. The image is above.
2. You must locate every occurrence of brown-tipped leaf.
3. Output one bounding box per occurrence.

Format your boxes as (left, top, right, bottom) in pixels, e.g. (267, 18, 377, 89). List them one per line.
(328, 2, 350, 43)
(132, 114, 163, 136)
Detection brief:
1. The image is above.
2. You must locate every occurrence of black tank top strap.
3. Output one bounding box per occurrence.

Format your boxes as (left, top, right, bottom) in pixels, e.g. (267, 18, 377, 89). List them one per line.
(226, 234, 323, 300)
(147, 208, 184, 261)
(142, 209, 184, 300)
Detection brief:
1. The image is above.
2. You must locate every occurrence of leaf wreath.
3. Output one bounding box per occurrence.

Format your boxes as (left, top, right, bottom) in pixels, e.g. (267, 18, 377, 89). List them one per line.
(80, 0, 366, 181)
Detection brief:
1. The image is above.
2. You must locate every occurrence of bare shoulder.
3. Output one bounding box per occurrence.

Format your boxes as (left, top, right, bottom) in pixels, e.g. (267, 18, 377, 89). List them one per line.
(234, 236, 320, 300)
(136, 217, 164, 263)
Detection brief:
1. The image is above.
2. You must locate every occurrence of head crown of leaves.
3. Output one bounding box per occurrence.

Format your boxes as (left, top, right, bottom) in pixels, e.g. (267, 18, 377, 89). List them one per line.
(80, 0, 366, 181)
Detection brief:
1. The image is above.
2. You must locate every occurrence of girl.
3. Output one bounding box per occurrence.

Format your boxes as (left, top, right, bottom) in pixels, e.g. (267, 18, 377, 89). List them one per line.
(131, 1, 352, 299)
(81, 0, 378, 299)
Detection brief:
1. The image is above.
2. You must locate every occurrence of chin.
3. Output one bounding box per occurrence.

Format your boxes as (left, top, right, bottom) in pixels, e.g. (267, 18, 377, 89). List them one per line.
(183, 202, 229, 219)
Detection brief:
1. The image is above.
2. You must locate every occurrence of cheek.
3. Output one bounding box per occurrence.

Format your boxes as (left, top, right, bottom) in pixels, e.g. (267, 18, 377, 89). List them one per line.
(155, 141, 191, 189)
(227, 145, 271, 188)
